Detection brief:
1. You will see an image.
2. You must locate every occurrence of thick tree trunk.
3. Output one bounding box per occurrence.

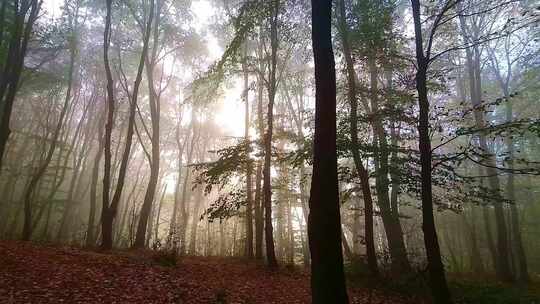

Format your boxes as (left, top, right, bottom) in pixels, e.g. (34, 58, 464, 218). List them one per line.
(308, 1, 349, 303)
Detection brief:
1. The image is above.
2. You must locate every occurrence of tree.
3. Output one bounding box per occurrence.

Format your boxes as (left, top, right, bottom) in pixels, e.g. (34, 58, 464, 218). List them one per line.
(21, 1, 80, 240)
(410, 0, 453, 302)
(336, 0, 378, 277)
(101, 0, 154, 250)
(261, 0, 280, 268)
(308, 0, 349, 303)
(134, 0, 164, 249)
(0, 0, 41, 170)
(242, 43, 254, 258)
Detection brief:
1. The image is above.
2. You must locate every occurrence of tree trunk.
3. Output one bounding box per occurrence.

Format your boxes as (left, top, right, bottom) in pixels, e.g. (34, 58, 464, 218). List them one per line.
(308, 1, 349, 302)
(254, 159, 264, 259)
(0, 0, 40, 170)
(188, 185, 203, 255)
(179, 125, 198, 253)
(22, 28, 77, 240)
(262, 0, 279, 268)
(101, 0, 154, 250)
(169, 122, 188, 236)
(411, 1, 452, 302)
(337, 0, 379, 277)
(254, 74, 265, 260)
(153, 185, 166, 243)
(134, 1, 163, 248)
(458, 13, 512, 282)
(243, 46, 254, 258)
(87, 115, 105, 247)
(368, 56, 410, 274)
(487, 43, 529, 283)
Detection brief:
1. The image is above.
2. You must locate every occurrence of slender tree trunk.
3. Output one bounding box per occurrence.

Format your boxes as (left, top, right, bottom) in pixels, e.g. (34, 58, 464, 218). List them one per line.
(337, 0, 378, 276)
(411, 1, 452, 302)
(101, 0, 154, 250)
(287, 195, 294, 265)
(179, 126, 197, 253)
(254, 159, 264, 259)
(169, 123, 188, 236)
(254, 75, 265, 260)
(463, 207, 484, 274)
(506, 103, 528, 283)
(0, 0, 40, 170)
(87, 115, 105, 247)
(368, 56, 410, 274)
(134, 1, 163, 248)
(21, 29, 77, 240)
(487, 44, 529, 283)
(188, 185, 203, 255)
(309, 1, 348, 302)
(262, 0, 280, 268)
(57, 100, 95, 241)
(458, 13, 512, 281)
(153, 185, 166, 243)
(243, 46, 254, 258)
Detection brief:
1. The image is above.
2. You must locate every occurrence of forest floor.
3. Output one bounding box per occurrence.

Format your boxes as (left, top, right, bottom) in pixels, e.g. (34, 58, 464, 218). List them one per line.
(0, 240, 416, 304)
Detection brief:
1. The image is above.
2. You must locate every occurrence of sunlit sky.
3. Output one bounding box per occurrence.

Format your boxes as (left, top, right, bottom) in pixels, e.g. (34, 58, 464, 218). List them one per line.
(42, 0, 246, 138)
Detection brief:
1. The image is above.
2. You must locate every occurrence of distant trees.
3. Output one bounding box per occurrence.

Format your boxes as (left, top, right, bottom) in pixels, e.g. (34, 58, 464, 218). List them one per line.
(0, 1, 538, 302)
(21, 0, 80, 241)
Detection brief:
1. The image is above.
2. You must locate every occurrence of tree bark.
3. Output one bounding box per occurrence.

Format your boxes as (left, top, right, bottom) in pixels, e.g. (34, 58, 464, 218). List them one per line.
(0, 0, 40, 170)
(21, 24, 77, 240)
(309, 0, 349, 303)
(458, 12, 513, 281)
(243, 44, 254, 258)
(262, 0, 280, 268)
(411, 1, 452, 302)
(134, 0, 163, 248)
(337, 0, 379, 277)
(188, 185, 203, 255)
(86, 112, 105, 247)
(101, 0, 154, 250)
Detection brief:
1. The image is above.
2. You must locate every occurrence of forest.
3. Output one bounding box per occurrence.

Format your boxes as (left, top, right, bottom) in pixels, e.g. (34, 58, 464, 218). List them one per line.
(0, 0, 539, 303)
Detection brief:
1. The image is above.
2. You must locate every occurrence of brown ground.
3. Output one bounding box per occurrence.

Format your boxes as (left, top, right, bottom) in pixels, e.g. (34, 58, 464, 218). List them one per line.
(0, 241, 414, 303)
